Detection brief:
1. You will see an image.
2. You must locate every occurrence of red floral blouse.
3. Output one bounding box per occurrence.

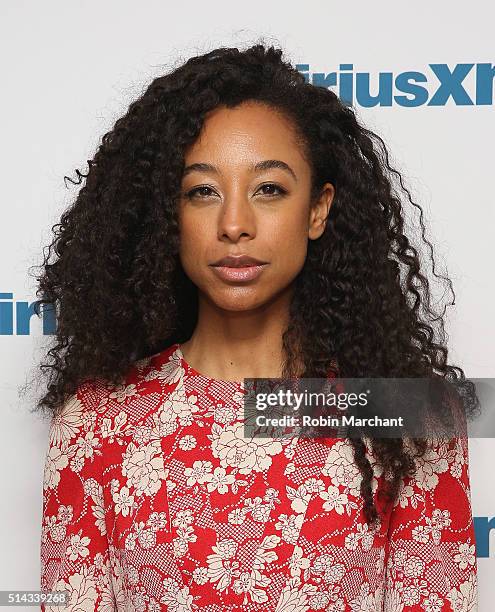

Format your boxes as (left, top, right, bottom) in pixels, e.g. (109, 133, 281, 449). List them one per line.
(40, 342, 478, 611)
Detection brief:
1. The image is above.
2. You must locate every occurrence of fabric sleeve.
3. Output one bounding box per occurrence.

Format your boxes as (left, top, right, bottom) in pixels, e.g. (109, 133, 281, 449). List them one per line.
(382, 436, 478, 611)
(40, 384, 116, 611)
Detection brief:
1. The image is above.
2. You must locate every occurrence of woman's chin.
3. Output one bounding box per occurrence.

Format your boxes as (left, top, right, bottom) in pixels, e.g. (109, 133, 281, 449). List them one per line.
(207, 288, 274, 313)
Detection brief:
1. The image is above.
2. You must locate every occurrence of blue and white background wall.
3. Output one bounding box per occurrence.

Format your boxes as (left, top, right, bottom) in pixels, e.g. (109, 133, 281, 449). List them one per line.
(1, 1, 493, 608)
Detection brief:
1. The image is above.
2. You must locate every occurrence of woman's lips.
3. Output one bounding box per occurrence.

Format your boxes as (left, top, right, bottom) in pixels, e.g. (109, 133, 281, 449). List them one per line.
(210, 264, 268, 282)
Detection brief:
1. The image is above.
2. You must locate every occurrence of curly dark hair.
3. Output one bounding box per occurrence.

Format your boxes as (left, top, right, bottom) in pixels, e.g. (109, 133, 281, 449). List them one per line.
(28, 41, 477, 527)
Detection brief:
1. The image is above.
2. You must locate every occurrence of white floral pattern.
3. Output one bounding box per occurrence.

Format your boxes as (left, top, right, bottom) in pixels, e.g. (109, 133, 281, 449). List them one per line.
(40, 343, 478, 611)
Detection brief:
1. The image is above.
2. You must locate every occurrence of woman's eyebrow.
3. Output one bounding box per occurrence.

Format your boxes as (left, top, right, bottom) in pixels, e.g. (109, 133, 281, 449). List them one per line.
(182, 160, 297, 182)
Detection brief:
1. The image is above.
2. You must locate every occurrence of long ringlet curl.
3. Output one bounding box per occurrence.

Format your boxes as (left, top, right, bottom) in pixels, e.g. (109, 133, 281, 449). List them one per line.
(28, 41, 477, 526)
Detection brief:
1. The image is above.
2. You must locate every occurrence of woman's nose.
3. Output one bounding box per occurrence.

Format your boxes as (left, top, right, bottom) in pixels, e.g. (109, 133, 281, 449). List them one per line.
(217, 195, 256, 242)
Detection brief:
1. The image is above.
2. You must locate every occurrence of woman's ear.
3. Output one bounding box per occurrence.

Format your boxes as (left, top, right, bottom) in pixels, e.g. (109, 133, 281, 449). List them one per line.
(308, 182, 335, 240)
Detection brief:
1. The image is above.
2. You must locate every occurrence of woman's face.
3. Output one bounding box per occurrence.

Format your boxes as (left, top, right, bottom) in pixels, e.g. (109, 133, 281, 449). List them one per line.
(178, 100, 334, 312)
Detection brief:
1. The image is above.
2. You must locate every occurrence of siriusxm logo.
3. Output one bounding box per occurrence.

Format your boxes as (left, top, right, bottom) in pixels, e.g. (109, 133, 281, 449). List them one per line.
(0, 293, 55, 335)
(475, 516, 495, 558)
(296, 63, 495, 107)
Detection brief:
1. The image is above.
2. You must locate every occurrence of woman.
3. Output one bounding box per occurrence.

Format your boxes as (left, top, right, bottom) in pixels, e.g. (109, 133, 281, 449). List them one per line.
(35, 43, 478, 610)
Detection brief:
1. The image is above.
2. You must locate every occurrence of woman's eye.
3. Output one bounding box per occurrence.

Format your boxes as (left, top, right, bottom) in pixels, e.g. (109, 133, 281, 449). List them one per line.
(257, 183, 287, 197)
(185, 186, 217, 199)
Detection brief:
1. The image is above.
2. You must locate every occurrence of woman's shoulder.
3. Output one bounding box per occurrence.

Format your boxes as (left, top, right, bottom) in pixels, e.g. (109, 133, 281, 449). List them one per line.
(128, 341, 183, 387)
(50, 343, 184, 444)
